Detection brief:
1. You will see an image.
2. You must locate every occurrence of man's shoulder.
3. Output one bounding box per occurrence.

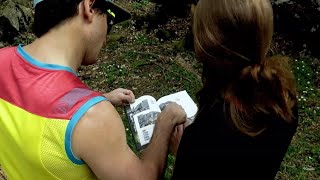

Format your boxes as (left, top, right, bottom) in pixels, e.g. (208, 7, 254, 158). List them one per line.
(0, 46, 15, 51)
(74, 99, 125, 149)
(84, 100, 119, 120)
(77, 99, 124, 134)
(0, 46, 16, 56)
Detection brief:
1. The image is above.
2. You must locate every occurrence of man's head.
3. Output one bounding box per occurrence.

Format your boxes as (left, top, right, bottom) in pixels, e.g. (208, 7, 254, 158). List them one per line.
(33, 0, 131, 65)
(33, 0, 131, 37)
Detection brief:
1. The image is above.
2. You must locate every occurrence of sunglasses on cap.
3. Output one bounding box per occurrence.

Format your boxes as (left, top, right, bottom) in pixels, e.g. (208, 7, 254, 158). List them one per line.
(106, 9, 116, 33)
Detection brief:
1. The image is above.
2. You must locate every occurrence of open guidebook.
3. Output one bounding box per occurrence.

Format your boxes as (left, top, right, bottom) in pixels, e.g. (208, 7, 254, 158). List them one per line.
(125, 90, 198, 150)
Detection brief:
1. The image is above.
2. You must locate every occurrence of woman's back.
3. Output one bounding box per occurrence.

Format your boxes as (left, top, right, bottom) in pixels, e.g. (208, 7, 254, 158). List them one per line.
(172, 100, 297, 179)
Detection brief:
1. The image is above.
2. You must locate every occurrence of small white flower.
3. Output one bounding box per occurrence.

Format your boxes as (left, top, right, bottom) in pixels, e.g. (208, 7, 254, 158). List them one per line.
(303, 98, 307, 102)
(307, 81, 311, 84)
(303, 166, 315, 171)
(297, 67, 300, 70)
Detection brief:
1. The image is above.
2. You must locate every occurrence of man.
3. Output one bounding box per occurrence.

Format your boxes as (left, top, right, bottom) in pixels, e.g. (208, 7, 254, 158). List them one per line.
(0, 0, 186, 179)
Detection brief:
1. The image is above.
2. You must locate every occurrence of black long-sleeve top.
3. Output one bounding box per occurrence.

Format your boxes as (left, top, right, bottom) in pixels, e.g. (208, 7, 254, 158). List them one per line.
(172, 101, 298, 180)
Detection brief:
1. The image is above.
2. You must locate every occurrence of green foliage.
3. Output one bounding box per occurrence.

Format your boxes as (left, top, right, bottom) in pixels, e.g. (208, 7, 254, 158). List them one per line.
(132, 0, 149, 10)
(135, 34, 157, 45)
(13, 33, 35, 46)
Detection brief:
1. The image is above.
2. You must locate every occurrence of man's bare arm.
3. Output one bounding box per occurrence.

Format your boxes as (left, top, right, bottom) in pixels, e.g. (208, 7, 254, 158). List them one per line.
(72, 101, 186, 180)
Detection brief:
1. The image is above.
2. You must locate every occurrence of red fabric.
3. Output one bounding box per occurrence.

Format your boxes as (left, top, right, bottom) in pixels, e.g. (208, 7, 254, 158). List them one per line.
(0, 47, 102, 119)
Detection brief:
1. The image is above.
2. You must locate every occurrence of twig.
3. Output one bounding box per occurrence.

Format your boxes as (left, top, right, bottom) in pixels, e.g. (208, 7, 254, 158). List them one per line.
(122, 50, 193, 82)
(133, 51, 163, 58)
(152, 61, 192, 82)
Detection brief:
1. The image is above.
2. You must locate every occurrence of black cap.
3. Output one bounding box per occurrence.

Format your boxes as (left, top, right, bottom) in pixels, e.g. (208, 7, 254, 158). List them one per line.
(33, 0, 132, 25)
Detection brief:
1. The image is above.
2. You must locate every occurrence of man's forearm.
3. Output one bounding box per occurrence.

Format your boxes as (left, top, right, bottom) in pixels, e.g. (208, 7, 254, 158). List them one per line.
(140, 118, 175, 179)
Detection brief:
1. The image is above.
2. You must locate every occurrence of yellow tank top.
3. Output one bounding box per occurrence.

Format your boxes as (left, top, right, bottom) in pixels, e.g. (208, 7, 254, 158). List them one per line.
(0, 46, 106, 179)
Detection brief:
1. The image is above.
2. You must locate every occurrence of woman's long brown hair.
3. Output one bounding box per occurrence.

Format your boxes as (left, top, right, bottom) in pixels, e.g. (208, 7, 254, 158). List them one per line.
(193, 0, 297, 136)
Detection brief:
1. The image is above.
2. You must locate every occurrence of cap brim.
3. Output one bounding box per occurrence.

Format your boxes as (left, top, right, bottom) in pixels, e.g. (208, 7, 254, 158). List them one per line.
(105, 1, 131, 25)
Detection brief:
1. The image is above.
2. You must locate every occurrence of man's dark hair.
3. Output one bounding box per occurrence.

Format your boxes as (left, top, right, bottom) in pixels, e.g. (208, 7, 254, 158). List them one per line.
(33, 0, 107, 37)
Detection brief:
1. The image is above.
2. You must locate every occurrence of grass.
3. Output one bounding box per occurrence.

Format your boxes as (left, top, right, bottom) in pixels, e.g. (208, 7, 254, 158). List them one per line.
(1, 0, 319, 179)
(276, 59, 320, 179)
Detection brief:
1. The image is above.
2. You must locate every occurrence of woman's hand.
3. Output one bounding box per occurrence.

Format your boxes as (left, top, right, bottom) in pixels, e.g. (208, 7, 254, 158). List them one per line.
(170, 119, 192, 157)
(103, 88, 135, 107)
(170, 124, 184, 157)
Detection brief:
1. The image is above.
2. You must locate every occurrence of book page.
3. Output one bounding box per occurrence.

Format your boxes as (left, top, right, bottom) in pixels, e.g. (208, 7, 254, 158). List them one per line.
(126, 95, 161, 148)
(132, 110, 161, 146)
(128, 96, 160, 114)
(156, 90, 198, 121)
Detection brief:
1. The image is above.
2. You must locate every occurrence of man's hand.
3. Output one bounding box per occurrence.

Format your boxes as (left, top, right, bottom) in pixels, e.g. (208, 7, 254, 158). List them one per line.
(158, 103, 187, 128)
(103, 88, 135, 107)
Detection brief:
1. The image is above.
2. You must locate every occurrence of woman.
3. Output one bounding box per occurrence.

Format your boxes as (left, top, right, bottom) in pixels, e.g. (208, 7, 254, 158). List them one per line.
(171, 0, 298, 179)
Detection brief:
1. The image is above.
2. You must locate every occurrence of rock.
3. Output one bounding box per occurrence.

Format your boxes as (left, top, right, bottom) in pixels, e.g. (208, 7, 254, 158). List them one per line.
(173, 40, 185, 51)
(107, 33, 126, 43)
(2, 0, 31, 7)
(0, 0, 33, 43)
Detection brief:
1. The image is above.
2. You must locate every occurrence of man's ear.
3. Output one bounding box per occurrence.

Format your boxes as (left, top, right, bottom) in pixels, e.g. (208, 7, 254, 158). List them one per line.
(82, 0, 96, 23)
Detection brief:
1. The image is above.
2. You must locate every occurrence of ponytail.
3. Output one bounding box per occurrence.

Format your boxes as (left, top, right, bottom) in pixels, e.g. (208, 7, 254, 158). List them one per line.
(225, 56, 297, 136)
